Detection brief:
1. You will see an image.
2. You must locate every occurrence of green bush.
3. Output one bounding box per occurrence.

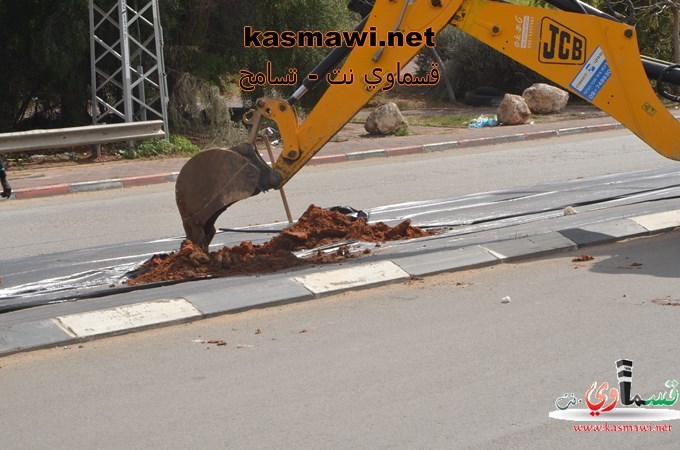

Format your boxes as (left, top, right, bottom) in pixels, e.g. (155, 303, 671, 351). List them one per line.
(118, 134, 200, 159)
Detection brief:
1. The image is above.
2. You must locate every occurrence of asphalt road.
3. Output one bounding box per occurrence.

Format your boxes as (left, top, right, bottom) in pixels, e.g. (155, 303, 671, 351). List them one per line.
(2, 130, 680, 448)
(1, 231, 679, 449)
(0, 130, 675, 259)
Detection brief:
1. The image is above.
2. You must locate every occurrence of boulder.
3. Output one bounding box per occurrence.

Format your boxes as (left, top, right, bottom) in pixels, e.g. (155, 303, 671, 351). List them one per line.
(522, 83, 569, 114)
(364, 102, 409, 135)
(496, 94, 531, 125)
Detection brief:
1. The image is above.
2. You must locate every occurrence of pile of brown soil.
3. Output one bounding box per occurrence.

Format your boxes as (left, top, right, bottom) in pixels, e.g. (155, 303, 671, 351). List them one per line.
(128, 204, 433, 285)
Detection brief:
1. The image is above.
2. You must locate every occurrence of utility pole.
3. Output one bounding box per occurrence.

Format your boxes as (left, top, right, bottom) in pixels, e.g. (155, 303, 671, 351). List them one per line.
(89, 0, 169, 152)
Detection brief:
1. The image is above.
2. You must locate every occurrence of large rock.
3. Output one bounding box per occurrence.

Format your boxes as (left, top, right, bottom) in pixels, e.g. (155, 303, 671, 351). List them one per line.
(364, 102, 409, 135)
(496, 94, 531, 125)
(522, 83, 569, 114)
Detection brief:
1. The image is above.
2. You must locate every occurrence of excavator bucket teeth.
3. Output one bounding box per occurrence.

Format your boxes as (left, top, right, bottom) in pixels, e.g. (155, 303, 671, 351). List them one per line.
(175, 147, 262, 251)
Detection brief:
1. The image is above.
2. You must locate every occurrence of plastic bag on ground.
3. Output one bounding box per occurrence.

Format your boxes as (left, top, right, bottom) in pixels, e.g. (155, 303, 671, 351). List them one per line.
(467, 114, 499, 128)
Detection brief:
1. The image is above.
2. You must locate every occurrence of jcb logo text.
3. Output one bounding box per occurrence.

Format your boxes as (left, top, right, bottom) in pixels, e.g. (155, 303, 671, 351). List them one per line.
(539, 18, 585, 65)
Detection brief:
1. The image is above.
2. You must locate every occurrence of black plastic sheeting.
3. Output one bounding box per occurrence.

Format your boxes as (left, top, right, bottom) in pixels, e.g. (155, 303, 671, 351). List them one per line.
(2, 166, 680, 314)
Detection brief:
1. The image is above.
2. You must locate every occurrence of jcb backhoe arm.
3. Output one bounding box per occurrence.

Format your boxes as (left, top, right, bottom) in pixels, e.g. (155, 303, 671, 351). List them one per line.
(176, 0, 680, 250)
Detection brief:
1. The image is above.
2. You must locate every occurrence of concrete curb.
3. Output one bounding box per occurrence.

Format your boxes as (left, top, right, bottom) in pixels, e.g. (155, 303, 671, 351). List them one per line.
(12, 173, 177, 200)
(10, 121, 626, 200)
(2, 209, 679, 358)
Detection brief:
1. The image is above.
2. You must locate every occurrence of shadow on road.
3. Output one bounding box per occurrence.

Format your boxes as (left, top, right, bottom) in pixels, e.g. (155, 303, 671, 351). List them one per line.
(585, 230, 680, 279)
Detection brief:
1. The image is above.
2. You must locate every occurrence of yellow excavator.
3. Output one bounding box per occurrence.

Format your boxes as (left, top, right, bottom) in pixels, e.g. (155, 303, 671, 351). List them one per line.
(176, 0, 680, 251)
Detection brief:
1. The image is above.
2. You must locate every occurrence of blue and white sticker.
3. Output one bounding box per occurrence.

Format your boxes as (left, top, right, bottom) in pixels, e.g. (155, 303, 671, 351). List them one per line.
(570, 46, 611, 101)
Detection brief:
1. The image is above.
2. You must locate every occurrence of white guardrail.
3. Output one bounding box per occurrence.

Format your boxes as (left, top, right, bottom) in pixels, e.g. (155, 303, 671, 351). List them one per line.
(0, 120, 165, 154)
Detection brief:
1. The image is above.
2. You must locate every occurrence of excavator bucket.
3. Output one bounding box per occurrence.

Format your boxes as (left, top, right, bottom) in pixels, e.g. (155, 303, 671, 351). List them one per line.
(175, 144, 265, 251)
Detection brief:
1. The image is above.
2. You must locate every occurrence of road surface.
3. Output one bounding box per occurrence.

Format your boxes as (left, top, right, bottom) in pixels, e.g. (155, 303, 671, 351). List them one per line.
(1, 231, 679, 448)
(0, 130, 674, 259)
(1, 130, 680, 448)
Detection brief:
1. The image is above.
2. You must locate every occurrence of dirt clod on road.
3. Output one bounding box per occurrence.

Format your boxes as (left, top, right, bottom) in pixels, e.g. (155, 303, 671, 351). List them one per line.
(128, 205, 433, 285)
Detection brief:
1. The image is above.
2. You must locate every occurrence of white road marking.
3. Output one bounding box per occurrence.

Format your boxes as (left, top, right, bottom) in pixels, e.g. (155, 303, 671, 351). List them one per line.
(632, 210, 680, 231)
(54, 298, 201, 338)
(294, 261, 410, 295)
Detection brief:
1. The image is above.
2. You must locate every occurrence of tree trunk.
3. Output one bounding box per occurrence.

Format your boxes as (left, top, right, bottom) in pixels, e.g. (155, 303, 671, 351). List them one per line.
(673, 5, 680, 63)
(429, 48, 456, 103)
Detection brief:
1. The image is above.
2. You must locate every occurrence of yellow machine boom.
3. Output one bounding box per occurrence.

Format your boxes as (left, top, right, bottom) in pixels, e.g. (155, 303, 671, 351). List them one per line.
(176, 0, 680, 250)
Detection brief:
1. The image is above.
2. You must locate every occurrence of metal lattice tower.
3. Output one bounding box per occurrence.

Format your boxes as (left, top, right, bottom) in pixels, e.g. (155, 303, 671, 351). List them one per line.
(89, 0, 169, 135)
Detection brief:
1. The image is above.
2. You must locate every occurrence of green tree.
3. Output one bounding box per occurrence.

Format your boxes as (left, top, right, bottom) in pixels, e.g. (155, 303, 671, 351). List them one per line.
(633, 0, 679, 62)
(0, 0, 358, 134)
(158, 0, 359, 140)
(241, 1, 358, 105)
(415, 27, 546, 98)
(0, 0, 90, 131)
(161, 0, 358, 106)
(348, 0, 374, 17)
(532, 0, 678, 62)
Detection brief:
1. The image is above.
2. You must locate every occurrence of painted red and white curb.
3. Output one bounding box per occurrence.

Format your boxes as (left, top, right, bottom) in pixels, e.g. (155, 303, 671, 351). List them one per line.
(9, 121, 627, 200)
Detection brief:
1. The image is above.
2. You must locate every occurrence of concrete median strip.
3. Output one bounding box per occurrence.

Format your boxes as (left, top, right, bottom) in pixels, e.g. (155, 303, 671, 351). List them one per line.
(0, 319, 73, 354)
(294, 261, 410, 295)
(393, 245, 498, 277)
(53, 298, 202, 338)
(481, 232, 577, 261)
(631, 210, 680, 232)
(4, 166, 680, 355)
(559, 219, 649, 245)
(1, 218, 679, 357)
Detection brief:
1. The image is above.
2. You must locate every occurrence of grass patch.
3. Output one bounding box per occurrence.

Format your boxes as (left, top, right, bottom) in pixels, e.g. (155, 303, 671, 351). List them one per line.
(330, 134, 348, 142)
(404, 114, 477, 127)
(394, 128, 413, 136)
(117, 135, 201, 159)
